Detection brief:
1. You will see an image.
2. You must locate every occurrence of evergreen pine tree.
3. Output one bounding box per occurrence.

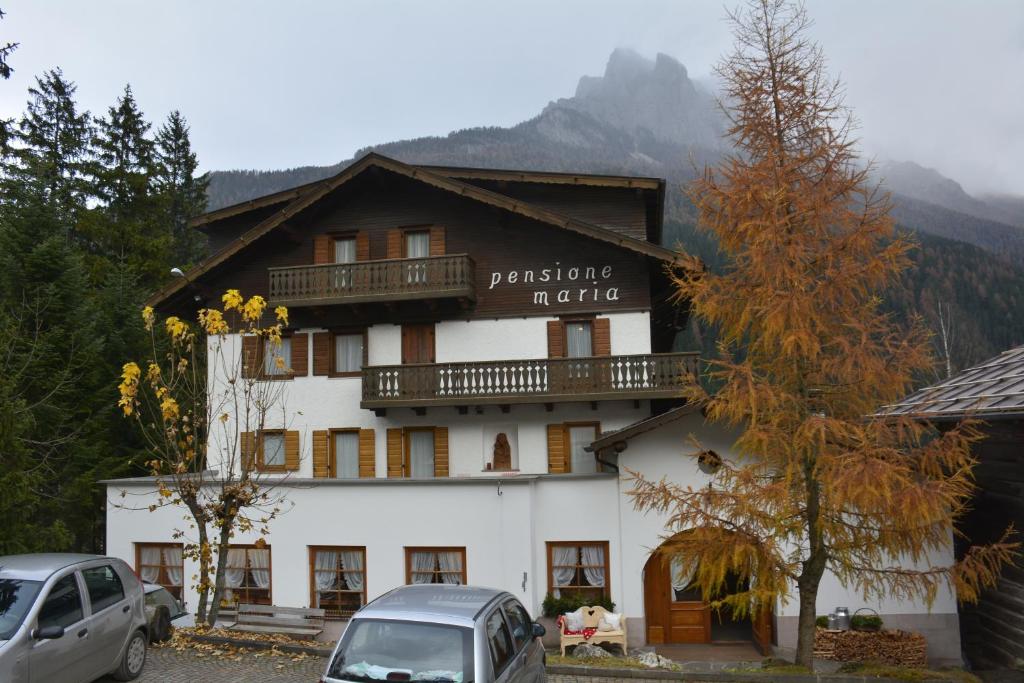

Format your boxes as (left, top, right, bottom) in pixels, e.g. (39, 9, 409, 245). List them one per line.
(0, 7, 18, 150)
(155, 110, 209, 266)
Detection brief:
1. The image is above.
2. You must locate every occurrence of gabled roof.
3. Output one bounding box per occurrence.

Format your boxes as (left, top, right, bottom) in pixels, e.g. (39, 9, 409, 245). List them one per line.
(879, 345, 1024, 420)
(151, 153, 680, 308)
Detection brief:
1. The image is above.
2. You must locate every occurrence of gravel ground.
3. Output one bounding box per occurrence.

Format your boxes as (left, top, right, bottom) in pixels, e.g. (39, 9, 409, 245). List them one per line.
(93, 645, 327, 682)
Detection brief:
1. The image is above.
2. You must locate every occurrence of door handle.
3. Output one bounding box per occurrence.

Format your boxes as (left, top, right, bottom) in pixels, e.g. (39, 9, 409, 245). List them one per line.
(122, 605, 130, 613)
(77, 628, 88, 638)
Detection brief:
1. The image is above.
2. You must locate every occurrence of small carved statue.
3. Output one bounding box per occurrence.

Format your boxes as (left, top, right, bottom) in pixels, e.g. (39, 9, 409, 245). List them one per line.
(493, 433, 512, 471)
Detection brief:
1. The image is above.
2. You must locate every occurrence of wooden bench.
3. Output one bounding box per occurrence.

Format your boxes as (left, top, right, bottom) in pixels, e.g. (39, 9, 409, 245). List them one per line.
(227, 604, 326, 639)
(559, 605, 627, 656)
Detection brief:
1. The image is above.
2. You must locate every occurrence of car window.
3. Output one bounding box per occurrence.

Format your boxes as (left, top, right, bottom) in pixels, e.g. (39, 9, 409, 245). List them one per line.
(327, 618, 473, 682)
(0, 579, 43, 639)
(485, 609, 515, 675)
(145, 587, 180, 615)
(82, 565, 125, 613)
(38, 575, 84, 629)
(502, 600, 532, 651)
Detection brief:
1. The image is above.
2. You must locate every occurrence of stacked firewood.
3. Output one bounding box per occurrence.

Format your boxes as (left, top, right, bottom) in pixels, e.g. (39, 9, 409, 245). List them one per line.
(813, 628, 928, 667)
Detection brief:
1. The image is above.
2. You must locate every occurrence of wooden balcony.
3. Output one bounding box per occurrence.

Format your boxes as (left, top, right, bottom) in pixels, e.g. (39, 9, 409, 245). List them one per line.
(361, 352, 700, 410)
(268, 254, 476, 307)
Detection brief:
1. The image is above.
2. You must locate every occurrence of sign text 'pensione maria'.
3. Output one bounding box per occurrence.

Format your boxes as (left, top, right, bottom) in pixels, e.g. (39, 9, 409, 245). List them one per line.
(488, 263, 620, 306)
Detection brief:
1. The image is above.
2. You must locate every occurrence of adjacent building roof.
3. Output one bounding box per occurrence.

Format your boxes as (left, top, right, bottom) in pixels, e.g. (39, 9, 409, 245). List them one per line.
(879, 345, 1024, 420)
(152, 152, 679, 308)
(588, 404, 700, 453)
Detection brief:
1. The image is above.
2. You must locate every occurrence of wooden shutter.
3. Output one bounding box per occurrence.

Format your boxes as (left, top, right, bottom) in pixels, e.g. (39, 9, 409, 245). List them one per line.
(312, 332, 331, 376)
(593, 318, 611, 356)
(240, 431, 256, 473)
(386, 229, 402, 259)
(291, 333, 308, 376)
(313, 235, 331, 264)
(242, 335, 261, 378)
(387, 428, 404, 478)
(547, 321, 565, 358)
(547, 424, 567, 474)
(434, 427, 449, 478)
(355, 231, 370, 261)
(358, 429, 376, 478)
(312, 430, 329, 478)
(429, 226, 445, 256)
(284, 430, 300, 471)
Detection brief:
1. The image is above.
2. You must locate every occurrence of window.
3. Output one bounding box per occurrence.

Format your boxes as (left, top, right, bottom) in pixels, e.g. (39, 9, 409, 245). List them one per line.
(224, 545, 272, 605)
(37, 575, 83, 629)
(502, 599, 533, 651)
(333, 237, 357, 264)
(485, 608, 515, 675)
(82, 565, 125, 613)
(404, 231, 430, 258)
(332, 431, 360, 478)
(136, 543, 184, 598)
(547, 541, 609, 601)
(332, 331, 365, 375)
(259, 431, 286, 470)
(567, 423, 600, 474)
(406, 547, 466, 585)
(263, 336, 292, 376)
(406, 428, 435, 478)
(564, 320, 593, 358)
(310, 546, 366, 619)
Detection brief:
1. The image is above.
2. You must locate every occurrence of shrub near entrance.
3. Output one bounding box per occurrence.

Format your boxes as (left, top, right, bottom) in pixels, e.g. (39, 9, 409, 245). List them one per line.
(541, 593, 615, 619)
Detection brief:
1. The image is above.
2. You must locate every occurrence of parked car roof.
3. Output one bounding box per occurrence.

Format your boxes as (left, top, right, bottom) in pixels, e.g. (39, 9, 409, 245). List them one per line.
(357, 585, 507, 626)
(0, 553, 105, 581)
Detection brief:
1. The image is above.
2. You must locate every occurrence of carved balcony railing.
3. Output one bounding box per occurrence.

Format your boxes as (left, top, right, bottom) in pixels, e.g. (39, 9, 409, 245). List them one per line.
(268, 254, 476, 307)
(361, 352, 700, 409)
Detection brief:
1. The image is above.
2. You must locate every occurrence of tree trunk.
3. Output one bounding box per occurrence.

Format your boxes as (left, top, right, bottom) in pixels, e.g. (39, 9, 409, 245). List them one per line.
(205, 517, 234, 626)
(795, 562, 825, 668)
(193, 525, 210, 623)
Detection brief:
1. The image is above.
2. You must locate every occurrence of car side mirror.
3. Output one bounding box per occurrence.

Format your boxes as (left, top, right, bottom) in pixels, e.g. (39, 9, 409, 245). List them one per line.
(532, 622, 546, 638)
(32, 625, 65, 640)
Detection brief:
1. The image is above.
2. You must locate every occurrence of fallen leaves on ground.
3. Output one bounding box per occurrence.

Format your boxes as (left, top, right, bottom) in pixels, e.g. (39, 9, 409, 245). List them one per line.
(153, 626, 334, 663)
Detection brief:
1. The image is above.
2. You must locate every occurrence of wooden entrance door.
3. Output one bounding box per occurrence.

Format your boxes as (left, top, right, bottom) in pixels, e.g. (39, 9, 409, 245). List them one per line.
(752, 605, 773, 655)
(402, 324, 435, 364)
(643, 553, 711, 644)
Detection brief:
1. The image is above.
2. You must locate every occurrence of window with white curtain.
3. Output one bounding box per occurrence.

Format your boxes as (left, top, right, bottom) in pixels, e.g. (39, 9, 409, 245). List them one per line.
(334, 237, 357, 264)
(565, 321, 593, 358)
(404, 231, 430, 258)
(568, 424, 599, 474)
(333, 431, 360, 479)
(224, 545, 272, 605)
(333, 333, 364, 374)
(135, 543, 184, 599)
(263, 337, 292, 376)
(407, 429, 435, 478)
(547, 541, 608, 600)
(260, 432, 286, 469)
(406, 547, 466, 585)
(310, 546, 366, 618)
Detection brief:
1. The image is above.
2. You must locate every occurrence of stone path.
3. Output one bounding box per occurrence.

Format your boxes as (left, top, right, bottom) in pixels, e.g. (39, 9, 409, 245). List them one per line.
(94, 645, 327, 682)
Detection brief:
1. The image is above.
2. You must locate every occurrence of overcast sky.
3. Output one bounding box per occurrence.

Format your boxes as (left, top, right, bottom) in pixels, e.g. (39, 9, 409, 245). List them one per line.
(2, 0, 1022, 195)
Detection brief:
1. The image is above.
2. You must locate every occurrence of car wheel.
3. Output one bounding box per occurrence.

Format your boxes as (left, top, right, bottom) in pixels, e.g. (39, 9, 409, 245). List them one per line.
(112, 629, 147, 681)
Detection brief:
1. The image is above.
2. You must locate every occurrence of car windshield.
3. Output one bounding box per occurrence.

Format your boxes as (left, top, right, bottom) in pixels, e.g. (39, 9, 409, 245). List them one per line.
(327, 619, 473, 683)
(145, 586, 182, 616)
(0, 578, 43, 640)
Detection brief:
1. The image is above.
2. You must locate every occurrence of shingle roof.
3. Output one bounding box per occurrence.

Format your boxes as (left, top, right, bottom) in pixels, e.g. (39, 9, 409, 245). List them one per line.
(879, 345, 1024, 419)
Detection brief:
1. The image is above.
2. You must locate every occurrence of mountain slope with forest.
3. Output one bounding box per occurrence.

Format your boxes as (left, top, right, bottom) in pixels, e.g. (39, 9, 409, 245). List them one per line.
(205, 49, 1024, 372)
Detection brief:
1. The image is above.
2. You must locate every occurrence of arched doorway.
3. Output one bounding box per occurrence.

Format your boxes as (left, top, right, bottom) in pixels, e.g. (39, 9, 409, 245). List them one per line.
(642, 540, 773, 654)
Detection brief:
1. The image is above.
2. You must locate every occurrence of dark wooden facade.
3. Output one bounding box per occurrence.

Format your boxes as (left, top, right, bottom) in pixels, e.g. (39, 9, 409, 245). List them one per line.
(955, 419, 1024, 670)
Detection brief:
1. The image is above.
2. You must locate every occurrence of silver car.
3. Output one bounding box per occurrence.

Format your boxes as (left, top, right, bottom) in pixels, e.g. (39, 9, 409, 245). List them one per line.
(323, 585, 547, 683)
(0, 554, 149, 683)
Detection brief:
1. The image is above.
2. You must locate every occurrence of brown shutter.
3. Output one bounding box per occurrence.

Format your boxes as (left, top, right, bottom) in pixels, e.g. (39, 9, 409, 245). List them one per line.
(291, 333, 308, 376)
(284, 430, 300, 471)
(313, 235, 331, 264)
(242, 335, 261, 378)
(312, 332, 331, 375)
(547, 321, 565, 358)
(434, 427, 449, 478)
(593, 318, 611, 356)
(312, 430, 329, 478)
(355, 231, 370, 261)
(386, 229, 402, 259)
(240, 431, 256, 473)
(547, 424, 567, 474)
(387, 428, 403, 478)
(429, 226, 445, 256)
(359, 429, 376, 478)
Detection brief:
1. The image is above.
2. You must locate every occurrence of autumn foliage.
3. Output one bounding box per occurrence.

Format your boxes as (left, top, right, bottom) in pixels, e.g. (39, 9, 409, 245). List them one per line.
(627, 0, 1018, 666)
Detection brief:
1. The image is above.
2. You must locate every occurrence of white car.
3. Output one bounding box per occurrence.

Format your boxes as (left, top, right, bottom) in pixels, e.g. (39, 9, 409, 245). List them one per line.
(0, 554, 149, 683)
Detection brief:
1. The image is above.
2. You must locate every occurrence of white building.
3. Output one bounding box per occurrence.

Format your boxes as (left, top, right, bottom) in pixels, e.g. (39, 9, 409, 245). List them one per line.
(104, 153, 959, 661)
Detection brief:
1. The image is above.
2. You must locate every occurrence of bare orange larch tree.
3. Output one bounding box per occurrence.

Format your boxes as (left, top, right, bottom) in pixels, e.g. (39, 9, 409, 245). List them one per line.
(628, 0, 1018, 667)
